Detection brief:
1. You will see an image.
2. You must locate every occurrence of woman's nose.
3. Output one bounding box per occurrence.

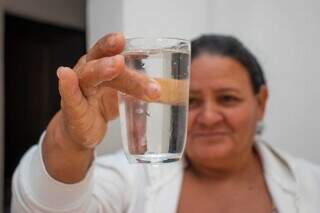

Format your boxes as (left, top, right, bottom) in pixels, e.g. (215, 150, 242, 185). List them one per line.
(197, 102, 224, 126)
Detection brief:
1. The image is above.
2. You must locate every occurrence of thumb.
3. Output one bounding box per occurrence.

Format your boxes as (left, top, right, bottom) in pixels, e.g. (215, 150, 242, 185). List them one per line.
(57, 67, 88, 122)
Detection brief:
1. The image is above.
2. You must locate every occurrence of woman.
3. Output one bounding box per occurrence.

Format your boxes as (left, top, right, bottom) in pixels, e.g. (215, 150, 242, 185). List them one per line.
(178, 35, 271, 212)
(11, 33, 320, 213)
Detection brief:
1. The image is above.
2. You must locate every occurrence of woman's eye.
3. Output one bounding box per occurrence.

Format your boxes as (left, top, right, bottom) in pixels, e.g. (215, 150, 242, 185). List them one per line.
(219, 95, 240, 105)
(189, 98, 201, 107)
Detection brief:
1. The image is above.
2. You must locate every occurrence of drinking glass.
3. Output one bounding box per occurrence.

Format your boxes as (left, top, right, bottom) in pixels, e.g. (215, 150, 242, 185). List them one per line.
(118, 37, 190, 163)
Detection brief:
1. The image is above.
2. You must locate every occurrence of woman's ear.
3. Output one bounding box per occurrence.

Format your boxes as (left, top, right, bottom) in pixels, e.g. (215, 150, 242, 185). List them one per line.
(256, 85, 268, 120)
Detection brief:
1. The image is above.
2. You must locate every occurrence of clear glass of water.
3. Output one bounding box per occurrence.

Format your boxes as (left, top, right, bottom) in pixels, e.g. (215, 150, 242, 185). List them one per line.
(118, 37, 190, 164)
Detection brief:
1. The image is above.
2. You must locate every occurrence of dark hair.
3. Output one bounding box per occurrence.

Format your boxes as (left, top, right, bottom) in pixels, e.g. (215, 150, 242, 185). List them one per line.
(191, 34, 266, 94)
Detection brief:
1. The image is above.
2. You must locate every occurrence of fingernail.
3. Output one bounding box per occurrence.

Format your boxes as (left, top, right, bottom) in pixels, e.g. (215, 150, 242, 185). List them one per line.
(57, 67, 64, 79)
(146, 80, 161, 99)
(107, 34, 117, 48)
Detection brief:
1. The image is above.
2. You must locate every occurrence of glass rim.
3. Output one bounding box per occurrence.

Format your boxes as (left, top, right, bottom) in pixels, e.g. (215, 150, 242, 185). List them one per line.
(125, 37, 190, 43)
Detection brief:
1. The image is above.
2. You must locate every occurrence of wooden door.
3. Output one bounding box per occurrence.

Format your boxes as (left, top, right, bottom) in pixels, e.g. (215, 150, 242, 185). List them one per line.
(4, 14, 86, 210)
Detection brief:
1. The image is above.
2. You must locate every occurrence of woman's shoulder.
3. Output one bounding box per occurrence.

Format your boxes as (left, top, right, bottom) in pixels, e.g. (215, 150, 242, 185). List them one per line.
(267, 142, 320, 177)
(290, 155, 320, 182)
(257, 140, 320, 177)
(257, 140, 320, 198)
(287, 153, 320, 206)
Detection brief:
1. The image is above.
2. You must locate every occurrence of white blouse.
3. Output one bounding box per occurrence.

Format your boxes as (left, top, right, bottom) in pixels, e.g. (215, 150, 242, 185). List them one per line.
(11, 133, 320, 213)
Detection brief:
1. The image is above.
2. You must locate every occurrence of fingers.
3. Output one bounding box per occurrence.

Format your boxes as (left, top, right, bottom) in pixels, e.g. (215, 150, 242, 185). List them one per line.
(78, 55, 125, 96)
(72, 32, 125, 76)
(102, 68, 161, 101)
(57, 66, 107, 150)
(73, 55, 87, 71)
(86, 32, 125, 61)
(77, 54, 161, 101)
(57, 67, 88, 121)
(155, 78, 189, 105)
(106, 74, 189, 105)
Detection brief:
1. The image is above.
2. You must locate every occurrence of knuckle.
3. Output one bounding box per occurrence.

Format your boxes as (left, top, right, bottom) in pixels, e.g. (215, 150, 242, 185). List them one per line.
(60, 100, 64, 109)
(114, 55, 125, 71)
(100, 57, 124, 81)
(78, 63, 94, 84)
(123, 76, 143, 97)
(77, 55, 87, 66)
(82, 61, 95, 74)
(99, 68, 117, 81)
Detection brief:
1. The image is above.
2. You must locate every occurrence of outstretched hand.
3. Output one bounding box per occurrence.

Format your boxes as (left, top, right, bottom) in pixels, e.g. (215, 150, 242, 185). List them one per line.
(50, 32, 161, 150)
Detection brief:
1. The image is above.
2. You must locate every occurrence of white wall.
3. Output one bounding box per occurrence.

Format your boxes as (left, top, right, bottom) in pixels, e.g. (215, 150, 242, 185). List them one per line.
(87, 0, 123, 47)
(5, 0, 86, 29)
(88, 0, 320, 164)
(122, 0, 210, 38)
(208, 0, 320, 163)
(87, 0, 211, 154)
(87, 0, 124, 154)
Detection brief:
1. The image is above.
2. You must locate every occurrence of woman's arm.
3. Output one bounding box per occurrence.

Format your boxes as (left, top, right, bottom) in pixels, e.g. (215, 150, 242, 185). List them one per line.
(10, 32, 159, 212)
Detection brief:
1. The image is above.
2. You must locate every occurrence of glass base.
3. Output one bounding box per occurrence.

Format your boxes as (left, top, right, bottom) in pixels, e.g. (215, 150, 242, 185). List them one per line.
(126, 153, 182, 164)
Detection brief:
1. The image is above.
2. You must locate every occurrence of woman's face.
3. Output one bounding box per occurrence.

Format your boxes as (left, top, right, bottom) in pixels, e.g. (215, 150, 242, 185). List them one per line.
(186, 54, 268, 167)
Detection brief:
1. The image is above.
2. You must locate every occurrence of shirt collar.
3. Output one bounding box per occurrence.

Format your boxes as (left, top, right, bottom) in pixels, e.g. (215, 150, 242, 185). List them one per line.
(144, 139, 298, 195)
(254, 138, 297, 195)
